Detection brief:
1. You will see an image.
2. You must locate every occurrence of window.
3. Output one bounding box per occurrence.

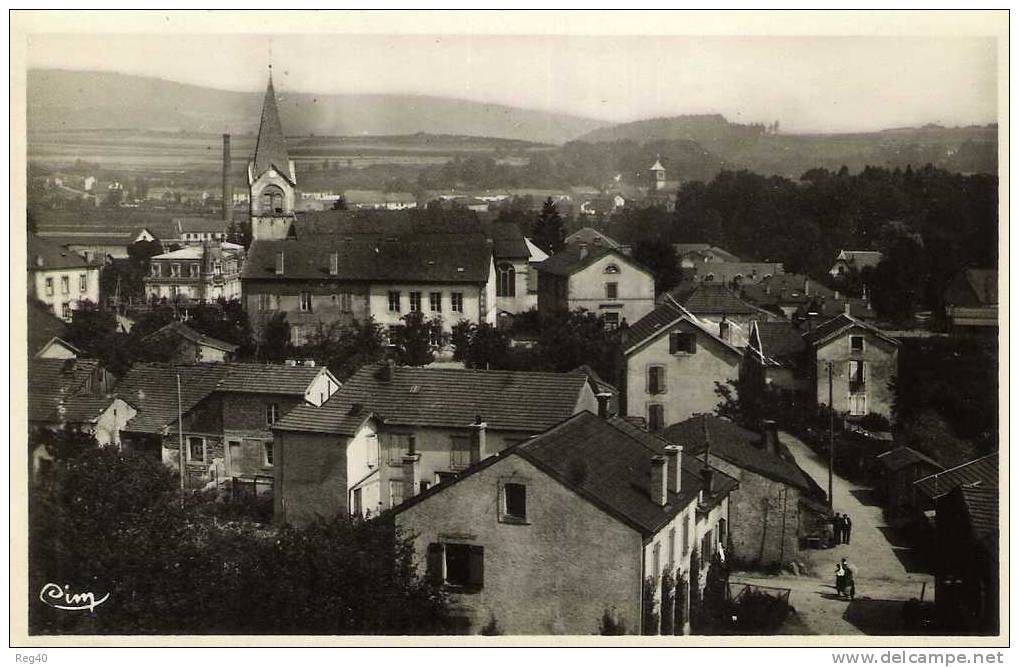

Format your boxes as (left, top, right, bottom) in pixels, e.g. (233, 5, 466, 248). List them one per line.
(427, 543, 484, 590)
(409, 291, 422, 312)
(388, 434, 415, 465)
(648, 404, 665, 433)
(79, 274, 87, 293)
(266, 403, 280, 425)
(429, 292, 442, 312)
(263, 442, 274, 467)
(171, 263, 181, 277)
(339, 292, 353, 313)
(647, 365, 666, 395)
(258, 293, 277, 311)
(188, 436, 205, 463)
(603, 312, 620, 330)
(150, 264, 161, 277)
(701, 530, 713, 561)
(299, 292, 313, 312)
(61, 276, 69, 294)
(604, 263, 620, 274)
(44, 277, 53, 296)
(450, 435, 476, 469)
(451, 292, 464, 313)
(669, 332, 697, 354)
(61, 302, 72, 320)
(652, 542, 662, 582)
(848, 360, 866, 393)
(605, 282, 618, 299)
(501, 482, 527, 523)
(260, 185, 285, 214)
(496, 263, 516, 297)
(718, 518, 727, 548)
(213, 260, 222, 275)
(668, 527, 677, 570)
(351, 488, 363, 517)
(366, 434, 379, 468)
(388, 290, 401, 313)
(189, 263, 200, 278)
(850, 335, 864, 353)
(389, 480, 405, 507)
(682, 515, 690, 554)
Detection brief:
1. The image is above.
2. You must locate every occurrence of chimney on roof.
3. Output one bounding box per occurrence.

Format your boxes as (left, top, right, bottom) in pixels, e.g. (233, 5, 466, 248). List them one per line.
(222, 134, 233, 224)
(378, 359, 395, 382)
(579, 243, 588, 260)
(719, 318, 731, 344)
(650, 455, 668, 507)
(329, 251, 339, 276)
(844, 301, 852, 316)
(702, 468, 715, 496)
(760, 419, 779, 455)
(664, 444, 683, 494)
(401, 447, 421, 506)
(275, 251, 285, 276)
(834, 289, 841, 300)
(595, 392, 612, 418)
(470, 415, 488, 461)
(804, 279, 810, 296)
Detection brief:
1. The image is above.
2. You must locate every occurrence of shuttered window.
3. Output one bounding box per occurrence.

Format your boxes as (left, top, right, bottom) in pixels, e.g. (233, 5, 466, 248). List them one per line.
(669, 332, 697, 354)
(647, 366, 666, 395)
(426, 543, 484, 590)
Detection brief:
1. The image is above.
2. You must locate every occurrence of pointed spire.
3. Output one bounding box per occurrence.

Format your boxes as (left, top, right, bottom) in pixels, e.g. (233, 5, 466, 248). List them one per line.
(253, 74, 294, 184)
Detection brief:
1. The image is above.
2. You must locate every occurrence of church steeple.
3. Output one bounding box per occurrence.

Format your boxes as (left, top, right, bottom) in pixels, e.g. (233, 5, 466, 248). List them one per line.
(252, 73, 294, 185)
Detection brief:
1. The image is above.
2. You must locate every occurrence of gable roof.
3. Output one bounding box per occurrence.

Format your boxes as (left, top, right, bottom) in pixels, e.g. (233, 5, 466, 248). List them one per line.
(28, 298, 71, 357)
(176, 217, 228, 234)
(58, 394, 125, 425)
(660, 414, 821, 497)
(536, 244, 646, 278)
(274, 363, 591, 435)
(28, 358, 104, 422)
(241, 235, 492, 283)
(485, 220, 530, 259)
(945, 269, 998, 307)
(252, 76, 294, 184)
(875, 446, 944, 472)
(565, 227, 623, 250)
(955, 484, 998, 549)
(914, 452, 998, 501)
(395, 411, 737, 538)
(835, 250, 883, 270)
(143, 321, 239, 353)
(750, 321, 806, 366)
(666, 281, 759, 316)
(215, 362, 330, 396)
(622, 300, 743, 357)
(28, 233, 92, 271)
(674, 244, 741, 263)
(740, 274, 835, 309)
(803, 314, 899, 347)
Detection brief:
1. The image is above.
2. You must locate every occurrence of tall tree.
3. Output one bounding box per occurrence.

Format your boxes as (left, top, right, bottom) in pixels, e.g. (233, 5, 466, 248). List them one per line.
(631, 239, 683, 295)
(532, 197, 566, 255)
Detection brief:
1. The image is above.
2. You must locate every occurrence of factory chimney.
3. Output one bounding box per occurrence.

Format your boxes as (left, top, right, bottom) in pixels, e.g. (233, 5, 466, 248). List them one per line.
(222, 133, 233, 223)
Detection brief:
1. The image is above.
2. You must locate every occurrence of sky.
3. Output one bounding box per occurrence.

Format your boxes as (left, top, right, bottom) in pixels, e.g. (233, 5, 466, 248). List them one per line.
(26, 33, 998, 133)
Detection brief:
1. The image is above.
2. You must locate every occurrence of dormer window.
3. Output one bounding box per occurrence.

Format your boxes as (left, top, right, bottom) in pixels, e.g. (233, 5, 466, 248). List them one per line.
(604, 263, 620, 274)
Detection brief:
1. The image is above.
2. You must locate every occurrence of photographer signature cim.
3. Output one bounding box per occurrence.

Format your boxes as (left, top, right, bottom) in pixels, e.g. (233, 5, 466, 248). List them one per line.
(39, 583, 109, 612)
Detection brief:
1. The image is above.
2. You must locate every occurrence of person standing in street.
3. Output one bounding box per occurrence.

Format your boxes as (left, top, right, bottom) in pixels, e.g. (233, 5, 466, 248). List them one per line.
(843, 513, 853, 545)
(833, 513, 844, 545)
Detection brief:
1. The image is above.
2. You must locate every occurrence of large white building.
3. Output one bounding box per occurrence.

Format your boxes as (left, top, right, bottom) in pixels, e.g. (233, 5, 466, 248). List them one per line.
(28, 233, 101, 321)
(145, 241, 245, 303)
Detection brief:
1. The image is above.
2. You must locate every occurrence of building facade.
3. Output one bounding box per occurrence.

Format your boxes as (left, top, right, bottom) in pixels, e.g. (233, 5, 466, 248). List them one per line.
(145, 241, 245, 303)
(28, 233, 101, 321)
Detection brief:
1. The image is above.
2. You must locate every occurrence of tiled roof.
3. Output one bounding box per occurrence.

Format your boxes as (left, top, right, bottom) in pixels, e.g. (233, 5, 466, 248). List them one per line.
(58, 394, 121, 424)
(37, 231, 141, 247)
(914, 452, 999, 501)
(114, 364, 230, 434)
(565, 227, 623, 250)
(28, 233, 92, 270)
(252, 77, 294, 184)
(215, 362, 327, 395)
(152, 242, 243, 261)
(241, 235, 492, 283)
(28, 358, 102, 422)
(144, 321, 238, 353)
(741, 274, 835, 308)
(753, 321, 806, 363)
(176, 217, 228, 234)
(946, 269, 998, 307)
(803, 314, 899, 347)
(674, 244, 742, 263)
(274, 363, 590, 435)
(957, 484, 998, 547)
(667, 281, 759, 316)
(875, 446, 943, 472)
(486, 220, 530, 259)
(623, 301, 742, 358)
(28, 299, 70, 357)
(535, 243, 616, 276)
(661, 414, 821, 497)
(836, 250, 883, 270)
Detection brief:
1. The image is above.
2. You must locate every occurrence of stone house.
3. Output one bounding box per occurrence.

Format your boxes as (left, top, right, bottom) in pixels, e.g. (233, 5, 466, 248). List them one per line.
(28, 232, 101, 321)
(829, 249, 883, 278)
(873, 446, 944, 522)
(536, 244, 655, 329)
(141, 321, 239, 364)
(803, 313, 900, 420)
(270, 362, 603, 525)
(661, 415, 829, 568)
(392, 411, 736, 635)
(621, 301, 743, 432)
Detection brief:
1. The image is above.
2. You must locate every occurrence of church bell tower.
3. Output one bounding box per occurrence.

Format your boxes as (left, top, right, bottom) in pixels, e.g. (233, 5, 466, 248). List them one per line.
(249, 71, 297, 241)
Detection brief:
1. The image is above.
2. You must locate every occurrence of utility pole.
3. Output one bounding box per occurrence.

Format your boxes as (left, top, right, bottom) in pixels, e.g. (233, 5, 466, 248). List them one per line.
(178, 373, 185, 507)
(827, 361, 835, 510)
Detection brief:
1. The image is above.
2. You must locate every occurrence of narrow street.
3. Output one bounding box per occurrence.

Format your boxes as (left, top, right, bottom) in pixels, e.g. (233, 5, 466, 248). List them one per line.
(732, 431, 934, 635)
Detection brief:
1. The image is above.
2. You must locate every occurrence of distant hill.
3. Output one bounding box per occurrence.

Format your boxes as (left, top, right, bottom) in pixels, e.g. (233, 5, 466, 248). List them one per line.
(27, 69, 608, 145)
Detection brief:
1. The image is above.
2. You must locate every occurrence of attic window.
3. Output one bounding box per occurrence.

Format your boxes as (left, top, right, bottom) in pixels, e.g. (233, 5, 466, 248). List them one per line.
(604, 263, 620, 274)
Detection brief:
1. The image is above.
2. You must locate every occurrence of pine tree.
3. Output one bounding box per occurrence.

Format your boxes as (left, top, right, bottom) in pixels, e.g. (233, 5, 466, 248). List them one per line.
(532, 197, 565, 255)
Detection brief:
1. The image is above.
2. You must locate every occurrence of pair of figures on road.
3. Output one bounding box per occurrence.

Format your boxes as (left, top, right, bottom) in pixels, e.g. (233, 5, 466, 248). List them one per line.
(835, 557, 856, 600)
(833, 513, 853, 545)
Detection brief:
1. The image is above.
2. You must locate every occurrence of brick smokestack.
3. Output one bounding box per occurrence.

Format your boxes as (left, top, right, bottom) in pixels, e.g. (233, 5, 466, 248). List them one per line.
(222, 133, 233, 223)
(650, 455, 667, 507)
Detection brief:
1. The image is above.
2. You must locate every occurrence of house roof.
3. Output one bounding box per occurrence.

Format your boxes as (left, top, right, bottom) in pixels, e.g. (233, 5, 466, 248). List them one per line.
(215, 362, 329, 396)
(667, 281, 760, 316)
(660, 414, 822, 498)
(674, 244, 742, 263)
(740, 274, 835, 308)
(956, 484, 998, 548)
(751, 321, 806, 365)
(835, 250, 883, 270)
(152, 242, 243, 261)
(274, 363, 591, 435)
(535, 243, 615, 276)
(28, 299, 70, 357)
(945, 269, 998, 307)
(252, 76, 294, 184)
(115, 364, 230, 434)
(28, 233, 92, 271)
(36, 230, 143, 247)
(176, 217, 228, 234)
(143, 321, 239, 353)
(28, 358, 103, 422)
(875, 446, 944, 472)
(394, 411, 737, 538)
(485, 220, 531, 259)
(914, 452, 999, 501)
(241, 235, 492, 283)
(623, 300, 743, 357)
(803, 314, 899, 347)
(58, 394, 123, 424)
(565, 227, 623, 250)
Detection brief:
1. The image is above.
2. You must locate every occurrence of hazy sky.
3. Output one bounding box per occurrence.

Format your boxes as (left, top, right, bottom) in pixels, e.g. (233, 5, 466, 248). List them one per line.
(27, 33, 998, 133)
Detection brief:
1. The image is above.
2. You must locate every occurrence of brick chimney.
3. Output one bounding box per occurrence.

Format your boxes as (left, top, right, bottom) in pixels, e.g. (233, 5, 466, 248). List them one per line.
(579, 243, 589, 260)
(844, 301, 852, 316)
(378, 358, 395, 382)
(470, 415, 487, 461)
(719, 318, 731, 344)
(221, 133, 233, 223)
(595, 392, 612, 418)
(664, 444, 683, 494)
(401, 439, 421, 505)
(760, 419, 779, 455)
(275, 251, 285, 276)
(329, 251, 339, 276)
(702, 467, 715, 495)
(650, 455, 667, 507)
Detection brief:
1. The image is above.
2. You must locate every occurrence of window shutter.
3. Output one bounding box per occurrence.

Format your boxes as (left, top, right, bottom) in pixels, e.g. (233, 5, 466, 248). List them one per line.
(686, 334, 697, 354)
(669, 333, 679, 354)
(426, 543, 444, 584)
(468, 545, 485, 587)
